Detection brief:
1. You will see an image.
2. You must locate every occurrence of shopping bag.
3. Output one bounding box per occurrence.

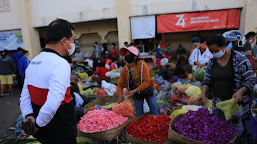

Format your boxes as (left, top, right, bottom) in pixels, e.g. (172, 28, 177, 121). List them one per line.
(215, 98, 242, 121)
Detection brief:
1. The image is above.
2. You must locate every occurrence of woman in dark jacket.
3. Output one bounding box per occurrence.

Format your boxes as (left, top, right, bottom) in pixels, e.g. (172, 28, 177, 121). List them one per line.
(196, 35, 255, 143)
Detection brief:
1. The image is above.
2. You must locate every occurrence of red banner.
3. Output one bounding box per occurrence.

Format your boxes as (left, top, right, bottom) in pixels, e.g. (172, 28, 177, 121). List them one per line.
(157, 9, 240, 33)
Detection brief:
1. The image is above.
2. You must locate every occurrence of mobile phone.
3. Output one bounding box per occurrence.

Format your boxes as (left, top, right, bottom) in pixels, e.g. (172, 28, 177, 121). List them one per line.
(21, 120, 35, 135)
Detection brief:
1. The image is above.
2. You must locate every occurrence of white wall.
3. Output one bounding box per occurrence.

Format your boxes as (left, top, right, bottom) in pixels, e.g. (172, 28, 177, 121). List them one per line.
(0, 0, 20, 31)
(30, 0, 117, 27)
(129, 0, 245, 16)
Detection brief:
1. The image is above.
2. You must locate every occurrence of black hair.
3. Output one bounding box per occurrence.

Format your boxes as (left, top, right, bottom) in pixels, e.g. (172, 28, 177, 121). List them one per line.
(124, 41, 128, 45)
(2, 49, 9, 58)
(206, 34, 226, 47)
(245, 31, 256, 39)
(22, 50, 28, 55)
(177, 57, 185, 66)
(112, 57, 118, 62)
(129, 42, 135, 46)
(200, 37, 207, 44)
(19, 50, 29, 58)
(111, 43, 115, 46)
(95, 42, 98, 44)
(17, 47, 23, 51)
(45, 19, 76, 45)
(99, 62, 105, 67)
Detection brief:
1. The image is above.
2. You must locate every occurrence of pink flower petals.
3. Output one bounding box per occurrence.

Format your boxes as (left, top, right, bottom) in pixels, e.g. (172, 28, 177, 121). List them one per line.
(78, 109, 128, 133)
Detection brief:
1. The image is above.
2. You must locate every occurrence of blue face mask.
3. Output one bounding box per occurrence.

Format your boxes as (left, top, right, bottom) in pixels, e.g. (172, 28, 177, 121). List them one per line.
(213, 49, 225, 58)
(226, 43, 233, 49)
(249, 39, 253, 44)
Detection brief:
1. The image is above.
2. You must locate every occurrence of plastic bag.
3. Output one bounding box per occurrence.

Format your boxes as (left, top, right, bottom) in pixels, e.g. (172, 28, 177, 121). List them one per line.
(204, 99, 212, 109)
(215, 98, 242, 121)
(182, 105, 212, 113)
(185, 85, 201, 97)
(193, 67, 206, 81)
(81, 88, 94, 96)
(187, 96, 197, 105)
(97, 88, 107, 95)
(101, 80, 117, 96)
(171, 82, 182, 90)
(102, 103, 117, 109)
(163, 80, 171, 91)
(170, 107, 188, 119)
(112, 97, 135, 117)
(155, 76, 164, 85)
(105, 71, 120, 78)
(75, 72, 89, 80)
(144, 99, 150, 114)
(176, 86, 185, 95)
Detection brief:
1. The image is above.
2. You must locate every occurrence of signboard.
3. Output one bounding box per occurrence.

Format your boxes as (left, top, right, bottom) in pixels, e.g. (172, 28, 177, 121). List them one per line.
(157, 9, 240, 33)
(0, 30, 24, 51)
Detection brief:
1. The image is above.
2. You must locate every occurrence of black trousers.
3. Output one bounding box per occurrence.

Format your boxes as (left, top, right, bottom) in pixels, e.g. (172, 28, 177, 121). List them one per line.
(32, 102, 77, 144)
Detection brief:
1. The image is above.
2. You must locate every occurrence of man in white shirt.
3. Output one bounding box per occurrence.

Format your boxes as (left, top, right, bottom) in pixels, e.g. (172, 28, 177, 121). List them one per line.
(20, 19, 76, 144)
(189, 38, 213, 71)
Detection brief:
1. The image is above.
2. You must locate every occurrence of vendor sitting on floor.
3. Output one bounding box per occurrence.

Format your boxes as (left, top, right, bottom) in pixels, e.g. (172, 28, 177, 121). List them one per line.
(92, 62, 110, 85)
(174, 57, 187, 79)
(158, 58, 171, 81)
(110, 57, 118, 70)
(70, 75, 89, 125)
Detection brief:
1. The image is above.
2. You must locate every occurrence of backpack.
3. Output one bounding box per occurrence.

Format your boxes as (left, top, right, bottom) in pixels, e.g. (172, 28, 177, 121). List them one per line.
(245, 54, 256, 72)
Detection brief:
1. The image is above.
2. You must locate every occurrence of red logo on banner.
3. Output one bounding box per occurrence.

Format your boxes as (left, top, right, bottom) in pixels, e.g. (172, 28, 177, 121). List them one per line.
(157, 9, 240, 33)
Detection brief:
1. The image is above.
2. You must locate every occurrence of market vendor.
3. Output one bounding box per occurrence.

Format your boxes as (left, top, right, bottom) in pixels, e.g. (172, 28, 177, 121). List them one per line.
(188, 38, 213, 71)
(195, 34, 255, 143)
(117, 46, 158, 115)
(158, 58, 171, 81)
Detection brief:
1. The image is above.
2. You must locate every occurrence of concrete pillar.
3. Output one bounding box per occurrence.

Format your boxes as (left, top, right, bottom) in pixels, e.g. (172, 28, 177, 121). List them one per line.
(18, 0, 41, 60)
(116, 0, 131, 48)
(239, 0, 257, 34)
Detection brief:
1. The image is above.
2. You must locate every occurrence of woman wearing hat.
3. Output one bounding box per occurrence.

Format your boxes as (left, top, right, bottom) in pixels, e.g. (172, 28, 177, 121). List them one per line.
(117, 46, 158, 115)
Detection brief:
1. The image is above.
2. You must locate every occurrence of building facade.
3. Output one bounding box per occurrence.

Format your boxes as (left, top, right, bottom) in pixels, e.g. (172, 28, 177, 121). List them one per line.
(0, 0, 256, 59)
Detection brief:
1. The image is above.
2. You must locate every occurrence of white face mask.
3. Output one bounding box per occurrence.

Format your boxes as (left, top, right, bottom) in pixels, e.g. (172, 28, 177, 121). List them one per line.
(65, 39, 75, 55)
